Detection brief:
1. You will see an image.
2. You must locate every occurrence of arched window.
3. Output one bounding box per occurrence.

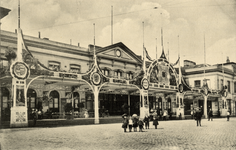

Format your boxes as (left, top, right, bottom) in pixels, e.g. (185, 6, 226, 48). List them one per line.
(27, 89, 37, 109)
(49, 90, 59, 112)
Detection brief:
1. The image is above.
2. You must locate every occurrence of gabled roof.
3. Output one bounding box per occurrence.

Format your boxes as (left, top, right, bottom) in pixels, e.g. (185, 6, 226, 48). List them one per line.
(96, 42, 142, 64)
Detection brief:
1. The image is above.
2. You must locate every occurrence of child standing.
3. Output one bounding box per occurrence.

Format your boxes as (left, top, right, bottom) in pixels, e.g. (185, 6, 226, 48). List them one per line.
(138, 118, 144, 132)
(153, 117, 159, 129)
(128, 116, 133, 132)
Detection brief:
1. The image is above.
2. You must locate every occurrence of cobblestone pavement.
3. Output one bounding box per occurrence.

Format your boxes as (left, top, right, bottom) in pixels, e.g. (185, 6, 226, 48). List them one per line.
(1, 118, 236, 150)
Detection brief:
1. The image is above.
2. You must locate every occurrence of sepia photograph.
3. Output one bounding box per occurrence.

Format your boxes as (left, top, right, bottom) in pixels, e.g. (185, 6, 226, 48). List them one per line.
(0, 0, 236, 149)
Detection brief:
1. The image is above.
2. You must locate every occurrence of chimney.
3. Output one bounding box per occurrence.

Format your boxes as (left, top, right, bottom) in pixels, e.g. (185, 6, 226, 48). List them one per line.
(78, 43, 80, 47)
(15, 29, 17, 33)
(226, 56, 230, 63)
(38, 32, 41, 38)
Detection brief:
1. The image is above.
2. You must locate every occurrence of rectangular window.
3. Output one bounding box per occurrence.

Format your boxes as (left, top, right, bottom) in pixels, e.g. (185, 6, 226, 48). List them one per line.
(221, 79, 223, 90)
(227, 81, 231, 93)
(3, 96, 8, 108)
(70, 64, 81, 73)
(194, 80, 201, 88)
(31, 97, 35, 108)
(54, 98, 58, 108)
(234, 82, 236, 93)
(48, 61, 60, 71)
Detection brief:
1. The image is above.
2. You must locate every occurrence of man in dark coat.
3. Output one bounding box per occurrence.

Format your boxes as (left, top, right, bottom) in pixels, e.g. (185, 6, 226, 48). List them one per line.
(143, 115, 150, 129)
(195, 109, 202, 127)
(153, 117, 159, 129)
(122, 115, 128, 132)
(208, 109, 213, 121)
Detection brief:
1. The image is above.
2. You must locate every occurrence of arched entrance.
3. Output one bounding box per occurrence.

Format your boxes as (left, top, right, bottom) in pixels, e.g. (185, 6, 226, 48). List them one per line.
(49, 90, 60, 112)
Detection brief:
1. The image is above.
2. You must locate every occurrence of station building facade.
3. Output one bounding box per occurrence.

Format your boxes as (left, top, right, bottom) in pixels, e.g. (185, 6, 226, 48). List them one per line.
(0, 30, 235, 122)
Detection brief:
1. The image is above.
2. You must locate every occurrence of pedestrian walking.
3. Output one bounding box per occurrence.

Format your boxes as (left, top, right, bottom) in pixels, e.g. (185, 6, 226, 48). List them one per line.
(128, 116, 133, 132)
(208, 109, 213, 121)
(138, 118, 144, 132)
(194, 108, 202, 127)
(143, 114, 150, 129)
(227, 110, 230, 121)
(159, 110, 163, 120)
(153, 117, 159, 129)
(122, 115, 128, 132)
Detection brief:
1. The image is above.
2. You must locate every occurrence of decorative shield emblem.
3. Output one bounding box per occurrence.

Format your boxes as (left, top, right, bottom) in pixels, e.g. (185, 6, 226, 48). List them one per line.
(178, 84, 183, 93)
(91, 72, 101, 85)
(10, 62, 30, 80)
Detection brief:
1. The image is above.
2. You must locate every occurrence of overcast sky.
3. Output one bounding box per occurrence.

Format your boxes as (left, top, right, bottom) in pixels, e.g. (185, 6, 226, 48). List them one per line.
(1, 0, 236, 65)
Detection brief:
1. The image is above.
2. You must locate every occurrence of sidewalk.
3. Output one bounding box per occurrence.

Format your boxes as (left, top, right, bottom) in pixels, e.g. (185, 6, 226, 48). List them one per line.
(1, 115, 232, 129)
(1, 118, 235, 150)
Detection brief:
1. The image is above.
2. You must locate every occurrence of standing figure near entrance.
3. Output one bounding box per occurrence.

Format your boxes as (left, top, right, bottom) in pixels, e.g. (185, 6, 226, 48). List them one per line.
(227, 110, 230, 121)
(208, 109, 213, 121)
(194, 108, 202, 127)
(143, 114, 150, 129)
(153, 117, 159, 129)
(122, 115, 128, 132)
(128, 116, 133, 132)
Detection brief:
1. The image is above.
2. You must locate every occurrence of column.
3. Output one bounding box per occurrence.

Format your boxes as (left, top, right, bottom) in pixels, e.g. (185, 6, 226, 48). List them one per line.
(128, 92, 130, 115)
(94, 86, 99, 124)
(204, 95, 208, 119)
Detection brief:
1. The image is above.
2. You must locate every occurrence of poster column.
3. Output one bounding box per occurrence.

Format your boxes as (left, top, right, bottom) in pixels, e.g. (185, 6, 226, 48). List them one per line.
(10, 62, 30, 127)
(140, 77, 149, 119)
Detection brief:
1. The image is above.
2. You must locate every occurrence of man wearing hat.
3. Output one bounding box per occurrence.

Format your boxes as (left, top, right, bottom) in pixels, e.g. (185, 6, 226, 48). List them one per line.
(194, 107, 202, 127)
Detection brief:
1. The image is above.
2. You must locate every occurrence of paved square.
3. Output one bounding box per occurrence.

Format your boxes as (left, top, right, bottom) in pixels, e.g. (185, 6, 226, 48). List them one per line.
(1, 118, 236, 150)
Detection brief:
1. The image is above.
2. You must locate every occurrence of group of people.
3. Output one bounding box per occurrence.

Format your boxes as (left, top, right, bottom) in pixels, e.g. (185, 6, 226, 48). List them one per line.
(193, 107, 231, 127)
(122, 114, 159, 132)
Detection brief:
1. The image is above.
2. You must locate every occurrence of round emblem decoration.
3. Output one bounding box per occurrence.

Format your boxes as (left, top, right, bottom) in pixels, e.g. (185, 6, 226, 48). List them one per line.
(10, 62, 30, 80)
(178, 84, 183, 93)
(116, 49, 121, 57)
(142, 78, 149, 90)
(91, 72, 101, 85)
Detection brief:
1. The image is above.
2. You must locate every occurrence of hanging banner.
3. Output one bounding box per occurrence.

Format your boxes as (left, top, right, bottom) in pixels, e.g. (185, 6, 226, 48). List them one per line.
(16, 85, 25, 106)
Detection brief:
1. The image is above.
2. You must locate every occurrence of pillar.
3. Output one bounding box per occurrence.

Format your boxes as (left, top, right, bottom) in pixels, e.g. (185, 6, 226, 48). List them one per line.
(94, 86, 99, 124)
(204, 95, 208, 119)
(128, 92, 130, 115)
(140, 89, 149, 119)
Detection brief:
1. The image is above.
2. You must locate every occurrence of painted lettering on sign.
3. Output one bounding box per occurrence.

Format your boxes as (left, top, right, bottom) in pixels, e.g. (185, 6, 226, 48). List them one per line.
(58, 73, 78, 79)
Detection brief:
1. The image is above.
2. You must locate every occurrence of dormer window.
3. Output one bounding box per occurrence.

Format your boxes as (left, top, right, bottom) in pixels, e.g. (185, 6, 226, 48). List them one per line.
(48, 61, 60, 71)
(70, 64, 81, 74)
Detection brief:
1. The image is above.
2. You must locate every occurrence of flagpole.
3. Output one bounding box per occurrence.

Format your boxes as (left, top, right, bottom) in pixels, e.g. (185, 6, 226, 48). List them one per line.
(167, 42, 169, 61)
(156, 38, 157, 60)
(93, 23, 96, 58)
(204, 34, 206, 80)
(17, 0, 22, 62)
(142, 22, 146, 73)
(111, 6, 113, 45)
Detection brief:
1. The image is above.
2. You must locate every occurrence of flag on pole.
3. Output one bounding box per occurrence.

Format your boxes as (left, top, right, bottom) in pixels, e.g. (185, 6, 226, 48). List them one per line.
(144, 47, 152, 61)
(142, 46, 146, 73)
